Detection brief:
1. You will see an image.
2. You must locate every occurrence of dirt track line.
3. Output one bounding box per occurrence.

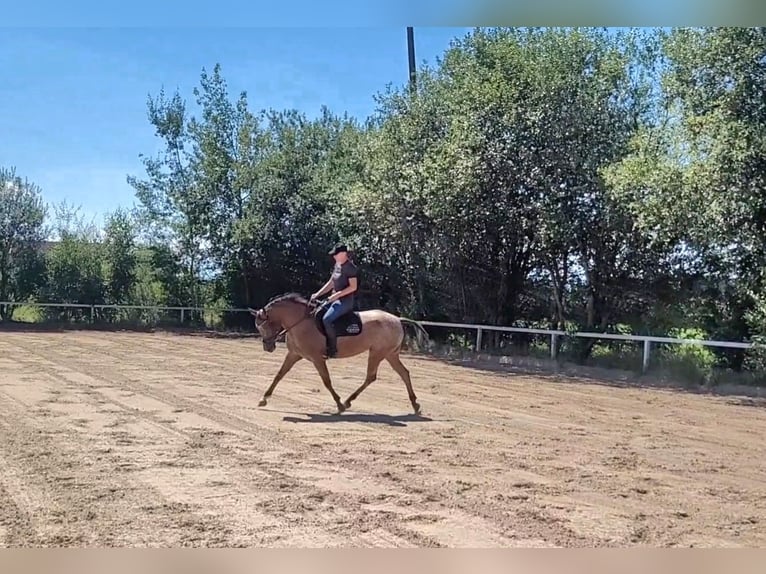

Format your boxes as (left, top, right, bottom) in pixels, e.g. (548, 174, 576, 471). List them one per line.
(15, 333, 697, 547)
(127, 332, 670, 438)
(2, 341, 309, 546)
(81, 336, 716, 500)
(4, 343, 193, 442)
(74, 331, 333, 401)
(26, 332, 558, 462)
(71, 331, 568, 434)
(27, 334, 616, 546)
(0, 336, 631, 547)
(58, 331, 443, 431)
(0, 409, 45, 546)
(86, 331, 529, 420)
(67, 331, 356, 407)
(0, 387, 237, 547)
(3, 336, 448, 547)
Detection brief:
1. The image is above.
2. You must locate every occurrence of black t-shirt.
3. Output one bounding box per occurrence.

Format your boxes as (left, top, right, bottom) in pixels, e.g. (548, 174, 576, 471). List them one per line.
(331, 260, 358, 299)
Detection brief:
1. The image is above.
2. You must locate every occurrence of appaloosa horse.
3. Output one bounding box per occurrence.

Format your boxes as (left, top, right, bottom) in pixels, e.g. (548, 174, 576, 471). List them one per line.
(249, 293, 429, 414)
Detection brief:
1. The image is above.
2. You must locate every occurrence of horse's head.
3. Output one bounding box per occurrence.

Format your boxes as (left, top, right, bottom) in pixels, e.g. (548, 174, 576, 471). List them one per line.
(249, 293, 313, 352)
(249, 306, 281, 352)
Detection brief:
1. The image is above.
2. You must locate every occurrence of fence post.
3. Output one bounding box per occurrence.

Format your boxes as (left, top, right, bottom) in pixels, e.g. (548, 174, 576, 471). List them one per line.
(180, 308, 185, 324)
(642, 339, 651, 373)
(90, 305, 95, 323)
(550, 333, 558, 360)
(476, 328, 483, 352)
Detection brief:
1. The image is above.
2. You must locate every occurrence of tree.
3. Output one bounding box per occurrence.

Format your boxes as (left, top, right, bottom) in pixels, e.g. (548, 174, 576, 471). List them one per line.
(40, 202, 105, 321)
(0, 167, 47, 318)
(102, 208, 137, 305)
(604, 27, 766, 348)
(243, 107, 363, 304)
(186, 64, 262, 307)
(347, 27, 671, 340)
(128, 85, 207, 308)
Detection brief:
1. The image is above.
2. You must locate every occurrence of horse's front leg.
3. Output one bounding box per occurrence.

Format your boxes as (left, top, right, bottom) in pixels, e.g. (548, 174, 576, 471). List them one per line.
(312, 359, 346, 414)
(259, 351, 302, 407)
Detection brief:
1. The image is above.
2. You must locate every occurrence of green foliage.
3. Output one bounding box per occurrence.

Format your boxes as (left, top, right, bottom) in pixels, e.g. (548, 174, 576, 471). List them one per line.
(102, 209, 137, 304)
(606, 27, 766, 351)
(742, 292, 766, 374)
(10, 303, 44, 323)
(42, 203, 105, 312)
(0, 167, 47, 315)
(657, 328, 718, 385)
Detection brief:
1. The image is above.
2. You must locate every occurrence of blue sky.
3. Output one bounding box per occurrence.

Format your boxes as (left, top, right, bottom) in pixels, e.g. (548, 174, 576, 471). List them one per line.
(1, 27, 471, 226)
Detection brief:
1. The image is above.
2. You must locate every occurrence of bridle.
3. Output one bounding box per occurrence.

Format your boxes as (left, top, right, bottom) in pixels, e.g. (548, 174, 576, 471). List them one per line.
(251, 298, 326, 345)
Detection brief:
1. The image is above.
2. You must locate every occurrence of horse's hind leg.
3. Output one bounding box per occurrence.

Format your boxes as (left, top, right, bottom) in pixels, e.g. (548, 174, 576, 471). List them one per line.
(343, 351, 385, 410)
(259, 351, 302, 407)
(386, 352, 421, 414)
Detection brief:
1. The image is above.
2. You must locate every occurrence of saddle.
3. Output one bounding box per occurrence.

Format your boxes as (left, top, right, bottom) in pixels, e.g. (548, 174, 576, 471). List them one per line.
(312, 301, 364, 338)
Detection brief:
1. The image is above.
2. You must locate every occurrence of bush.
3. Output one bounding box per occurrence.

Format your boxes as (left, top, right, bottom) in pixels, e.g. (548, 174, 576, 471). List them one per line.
(10, 303, 44, 323)
(743, 292, 766, 368)
(658, 327, 717, 385)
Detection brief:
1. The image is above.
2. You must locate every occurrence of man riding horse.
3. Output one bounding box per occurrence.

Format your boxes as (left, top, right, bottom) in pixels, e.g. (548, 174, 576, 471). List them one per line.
(310, 243, 358, 358)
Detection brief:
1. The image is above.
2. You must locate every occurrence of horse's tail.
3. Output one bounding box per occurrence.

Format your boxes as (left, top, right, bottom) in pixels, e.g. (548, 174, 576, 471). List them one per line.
(398, 317, 431, 350)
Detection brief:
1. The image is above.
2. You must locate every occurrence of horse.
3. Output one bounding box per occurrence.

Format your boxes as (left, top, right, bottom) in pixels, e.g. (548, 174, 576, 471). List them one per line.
(248, 293, 429, 415)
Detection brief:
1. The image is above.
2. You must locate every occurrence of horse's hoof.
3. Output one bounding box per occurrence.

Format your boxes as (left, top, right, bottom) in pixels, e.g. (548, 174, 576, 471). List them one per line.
(258, 399, 267, 407)
(343, 399, 352, 409)
(413, 403, 421, 415)
(336, 403, 346, 414)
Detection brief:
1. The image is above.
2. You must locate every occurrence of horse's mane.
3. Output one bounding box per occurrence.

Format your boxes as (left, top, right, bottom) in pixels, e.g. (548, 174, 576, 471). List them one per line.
(264, 292, 310, 308)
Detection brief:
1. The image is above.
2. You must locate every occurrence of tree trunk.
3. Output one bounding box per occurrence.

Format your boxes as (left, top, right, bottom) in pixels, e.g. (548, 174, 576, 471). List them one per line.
(547, 253, 568, 329)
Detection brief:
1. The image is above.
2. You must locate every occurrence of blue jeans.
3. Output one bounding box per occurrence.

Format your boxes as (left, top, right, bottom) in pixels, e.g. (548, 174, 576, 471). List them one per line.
(322, 297, 354, 330)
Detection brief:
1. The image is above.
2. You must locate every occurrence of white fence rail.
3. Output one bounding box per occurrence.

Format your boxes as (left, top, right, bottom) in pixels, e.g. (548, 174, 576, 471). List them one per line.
(418, 320, 757, 373)
(0, 301, 251, 325)
(1, 301, 759, 373)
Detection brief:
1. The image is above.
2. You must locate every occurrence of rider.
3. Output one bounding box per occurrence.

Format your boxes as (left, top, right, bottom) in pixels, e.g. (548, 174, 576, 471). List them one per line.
(310, 243, 358, 358)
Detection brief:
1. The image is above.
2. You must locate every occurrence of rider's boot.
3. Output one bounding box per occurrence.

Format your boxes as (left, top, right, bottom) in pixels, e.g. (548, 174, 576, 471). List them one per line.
(324, 323, 338, 358)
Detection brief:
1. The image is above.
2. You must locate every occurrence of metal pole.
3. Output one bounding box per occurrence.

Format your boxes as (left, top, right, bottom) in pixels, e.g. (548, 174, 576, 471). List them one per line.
(550, 333, 558, 360)
(642, 339, 651, 373)
(407, 27, 416, 95)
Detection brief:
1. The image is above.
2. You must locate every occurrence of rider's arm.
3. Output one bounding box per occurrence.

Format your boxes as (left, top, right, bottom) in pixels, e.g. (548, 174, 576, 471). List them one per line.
(327, 277, 357, 302)
(334, 277, 357, 298)
(314, 277, 334, 298)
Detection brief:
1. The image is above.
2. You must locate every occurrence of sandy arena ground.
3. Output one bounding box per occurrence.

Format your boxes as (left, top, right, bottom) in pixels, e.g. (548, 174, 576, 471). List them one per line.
(0, 329, 765, 547)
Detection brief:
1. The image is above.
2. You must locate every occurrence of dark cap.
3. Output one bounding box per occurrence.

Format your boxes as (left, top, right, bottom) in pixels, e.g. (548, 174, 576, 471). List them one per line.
(328, 243, 348, 256)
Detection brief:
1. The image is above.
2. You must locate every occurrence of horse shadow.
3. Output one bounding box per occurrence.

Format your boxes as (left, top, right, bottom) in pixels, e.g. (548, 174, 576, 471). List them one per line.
(281, 411, 434, 427)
